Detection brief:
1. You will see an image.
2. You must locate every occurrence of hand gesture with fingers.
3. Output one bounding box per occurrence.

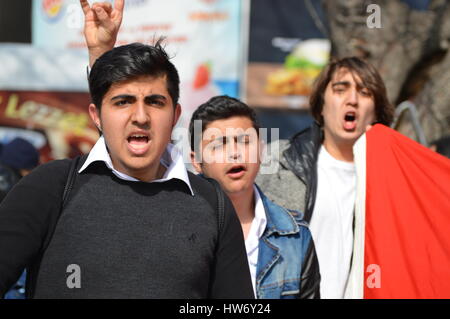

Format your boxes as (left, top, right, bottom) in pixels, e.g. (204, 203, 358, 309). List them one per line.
(80, 0, 124, 66)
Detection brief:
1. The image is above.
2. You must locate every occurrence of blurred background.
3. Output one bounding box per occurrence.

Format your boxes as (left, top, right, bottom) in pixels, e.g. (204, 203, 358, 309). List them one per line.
(0, 0, 449, 162)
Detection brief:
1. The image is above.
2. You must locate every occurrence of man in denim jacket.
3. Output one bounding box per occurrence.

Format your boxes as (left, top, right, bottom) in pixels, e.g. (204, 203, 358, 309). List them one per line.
(189, 96, 320, 299)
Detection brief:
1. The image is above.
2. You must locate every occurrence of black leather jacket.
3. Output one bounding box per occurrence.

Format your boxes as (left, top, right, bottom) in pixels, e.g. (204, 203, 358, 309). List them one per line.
(282, 122, 323, 223)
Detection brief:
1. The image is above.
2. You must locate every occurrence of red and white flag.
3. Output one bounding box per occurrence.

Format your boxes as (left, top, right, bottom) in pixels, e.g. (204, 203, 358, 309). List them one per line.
(345, 124, 450, 299)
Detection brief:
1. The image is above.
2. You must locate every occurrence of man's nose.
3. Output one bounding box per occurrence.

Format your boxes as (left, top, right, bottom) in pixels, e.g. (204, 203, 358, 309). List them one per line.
(346, 88, 358, 106)
(227, 140, 242, 161)
(132, 102, 149, 125)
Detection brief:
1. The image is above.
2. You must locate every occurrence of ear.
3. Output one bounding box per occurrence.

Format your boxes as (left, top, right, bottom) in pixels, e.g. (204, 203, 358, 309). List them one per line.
(88, 103, 101, 131)
(190, 151, 203, 174)
(173, 103, 182, 127)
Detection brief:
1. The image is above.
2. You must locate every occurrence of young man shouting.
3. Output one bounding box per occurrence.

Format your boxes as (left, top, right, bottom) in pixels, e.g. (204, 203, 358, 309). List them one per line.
(0, 43, 253, 299)
(256, 57, 394, 298)
(189, 96, 320, 299)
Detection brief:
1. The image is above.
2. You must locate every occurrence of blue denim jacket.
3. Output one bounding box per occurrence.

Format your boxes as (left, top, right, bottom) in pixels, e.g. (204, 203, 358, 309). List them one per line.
(4, 271, 26, 299)
(256, 185, 320, 299)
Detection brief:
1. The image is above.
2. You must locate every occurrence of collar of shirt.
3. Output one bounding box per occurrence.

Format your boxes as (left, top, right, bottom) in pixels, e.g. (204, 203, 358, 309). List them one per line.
(78, 136, 194, 196)
(245, 184, 268, 296)
(245, 184, 268, 253)
(319, 145, 355, 172)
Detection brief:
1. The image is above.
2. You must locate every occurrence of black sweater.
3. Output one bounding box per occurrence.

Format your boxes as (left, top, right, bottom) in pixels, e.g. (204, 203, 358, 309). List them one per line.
(0, 159, 254, 299)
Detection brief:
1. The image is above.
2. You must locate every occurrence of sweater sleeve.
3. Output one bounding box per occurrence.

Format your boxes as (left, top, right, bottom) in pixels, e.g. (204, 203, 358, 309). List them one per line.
(208, 191, 255, 299)
(0, 159, 70, 297)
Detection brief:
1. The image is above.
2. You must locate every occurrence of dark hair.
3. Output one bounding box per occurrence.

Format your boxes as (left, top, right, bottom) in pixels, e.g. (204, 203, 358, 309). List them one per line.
(189, 95, 260, 152)
(88, 40, 180, 110)
(309, 56, 394, 126)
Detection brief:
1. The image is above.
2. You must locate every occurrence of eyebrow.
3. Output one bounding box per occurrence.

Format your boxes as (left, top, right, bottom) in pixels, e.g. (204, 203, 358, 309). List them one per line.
(208, 135, 227, 144)
(145, 94, 167, 102)
(332, 81, 370, 90)
(111, 94, 135, 101)
(331, 81, 351, 87)
(209, 134, 251, 143)
(110, 94, 168, 102)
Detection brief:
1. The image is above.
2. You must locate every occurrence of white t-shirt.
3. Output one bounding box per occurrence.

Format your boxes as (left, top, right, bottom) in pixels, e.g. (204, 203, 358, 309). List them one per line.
(309, 145, 356, 299)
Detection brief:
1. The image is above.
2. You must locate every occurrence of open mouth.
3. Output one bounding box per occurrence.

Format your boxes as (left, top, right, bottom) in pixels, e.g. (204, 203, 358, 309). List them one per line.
(127, 135, 149, 144)
(345, 112, 356, 122)
(226, 165, 246, 178)
(343, 111, 357, 130)
(127, 132, 150, 155)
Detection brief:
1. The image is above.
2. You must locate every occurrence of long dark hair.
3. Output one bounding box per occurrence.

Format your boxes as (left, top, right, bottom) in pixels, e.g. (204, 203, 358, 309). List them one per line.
(309, 57, 394, 126)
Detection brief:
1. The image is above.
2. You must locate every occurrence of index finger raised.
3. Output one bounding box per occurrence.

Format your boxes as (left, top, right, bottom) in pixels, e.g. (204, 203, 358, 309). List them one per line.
(114, 0, 125, 13)
(80, 0, 91, 15)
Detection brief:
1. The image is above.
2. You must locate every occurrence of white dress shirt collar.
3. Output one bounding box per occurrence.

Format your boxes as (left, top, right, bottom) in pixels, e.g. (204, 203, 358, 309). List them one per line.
(78, 136, 194, 196)
(247, 185, 268, 245)
(245, 184, 268, 297)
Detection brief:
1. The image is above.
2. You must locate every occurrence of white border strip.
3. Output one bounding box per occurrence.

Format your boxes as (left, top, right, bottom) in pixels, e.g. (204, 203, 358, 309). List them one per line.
(239, 0, 251, 101)
(344, 133, 367, 299)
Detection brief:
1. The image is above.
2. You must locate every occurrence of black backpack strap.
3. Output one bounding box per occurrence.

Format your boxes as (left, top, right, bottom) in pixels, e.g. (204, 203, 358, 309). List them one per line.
(187, 173, 225, 234)
(209, 178, 225, 233)
(44, 155, 86, 255)
(61, 155, 83, 208)
(26, 155, 87, 298)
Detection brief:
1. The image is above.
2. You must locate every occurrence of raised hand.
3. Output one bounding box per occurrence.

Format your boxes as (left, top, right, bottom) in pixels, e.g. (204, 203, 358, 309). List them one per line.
(80, 0, 125, 66)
